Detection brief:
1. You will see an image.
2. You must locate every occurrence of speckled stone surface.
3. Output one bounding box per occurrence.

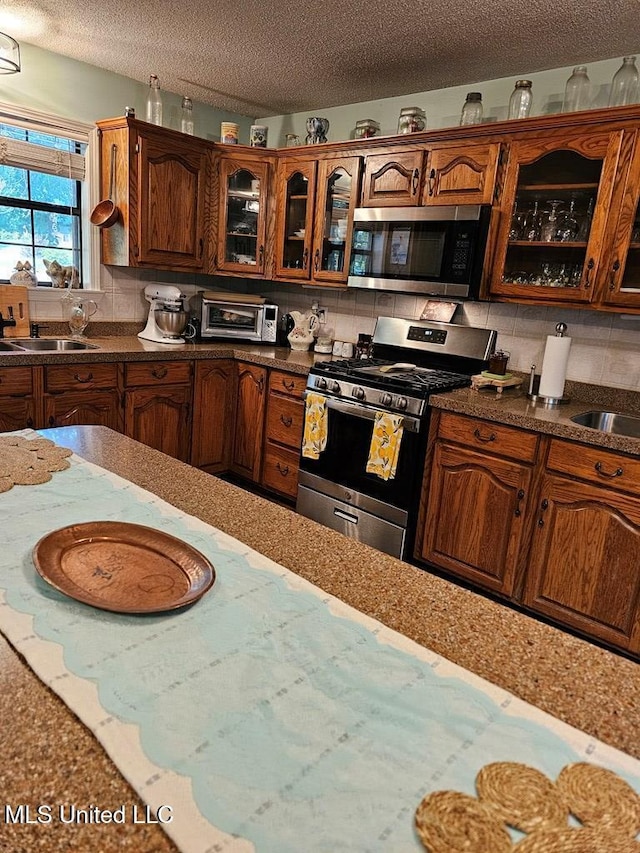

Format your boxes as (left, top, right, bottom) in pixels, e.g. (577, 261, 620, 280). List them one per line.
(1, 425, 638, 852)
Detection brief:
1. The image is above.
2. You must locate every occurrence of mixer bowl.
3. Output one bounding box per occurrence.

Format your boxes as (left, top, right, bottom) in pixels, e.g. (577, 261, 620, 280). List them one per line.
(154, 309, 188, 336)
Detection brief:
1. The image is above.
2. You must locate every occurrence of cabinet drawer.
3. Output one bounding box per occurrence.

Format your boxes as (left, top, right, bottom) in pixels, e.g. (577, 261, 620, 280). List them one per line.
(262, 443, 300, 499)
(266, 395, 304, 449)
(269, 370, 306, 398)
(125, 361, 191, 387)
(437, 411, 539, 462)
(547, 438, 640, 495)
(45, 363, 118, 392)
(0, 367, 32, 396)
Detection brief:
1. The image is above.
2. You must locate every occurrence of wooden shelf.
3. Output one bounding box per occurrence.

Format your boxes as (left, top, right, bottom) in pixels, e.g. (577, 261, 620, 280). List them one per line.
(227, 231, 257, 238)
(517, 183, 598, 192)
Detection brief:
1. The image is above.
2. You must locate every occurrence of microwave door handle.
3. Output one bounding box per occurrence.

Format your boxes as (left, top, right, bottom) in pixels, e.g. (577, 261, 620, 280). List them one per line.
(309, 394, 421, 433)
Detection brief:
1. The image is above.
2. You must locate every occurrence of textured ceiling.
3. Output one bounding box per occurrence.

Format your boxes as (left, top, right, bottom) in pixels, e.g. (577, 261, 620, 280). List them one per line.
(11, 0, 640, 117)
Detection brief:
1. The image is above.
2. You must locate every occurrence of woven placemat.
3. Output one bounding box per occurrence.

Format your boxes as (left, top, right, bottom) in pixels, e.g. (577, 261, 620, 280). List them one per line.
(415, 789, 512, 853)
(476, 761, 568, 832)
(0, 436, 71, 492)
(556, 762, 640, 837)
(513, 826, 640, 852)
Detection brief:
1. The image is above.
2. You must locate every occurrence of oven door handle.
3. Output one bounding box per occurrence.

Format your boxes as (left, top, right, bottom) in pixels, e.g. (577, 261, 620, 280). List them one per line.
(306, 393, 421, 433)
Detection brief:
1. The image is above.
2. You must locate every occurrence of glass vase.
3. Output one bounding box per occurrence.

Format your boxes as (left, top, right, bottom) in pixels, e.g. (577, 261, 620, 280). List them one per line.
(609, 56, 639, 106)
(563, 66, 591, 112)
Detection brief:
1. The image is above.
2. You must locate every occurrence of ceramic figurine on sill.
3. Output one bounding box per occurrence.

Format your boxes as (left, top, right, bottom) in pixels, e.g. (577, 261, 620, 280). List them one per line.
(9, 260, 38, 286)
(43, 258, 80, 289)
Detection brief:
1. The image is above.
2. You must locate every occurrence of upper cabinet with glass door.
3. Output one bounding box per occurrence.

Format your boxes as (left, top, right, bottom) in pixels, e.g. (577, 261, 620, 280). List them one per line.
(274, 155, 361, 285)
(216, 155, 270, 276)
(489, 130, 627, 304)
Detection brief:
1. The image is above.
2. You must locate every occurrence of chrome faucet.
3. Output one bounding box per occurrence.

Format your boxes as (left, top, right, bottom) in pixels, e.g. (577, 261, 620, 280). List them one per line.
(0, 309, 17, 339)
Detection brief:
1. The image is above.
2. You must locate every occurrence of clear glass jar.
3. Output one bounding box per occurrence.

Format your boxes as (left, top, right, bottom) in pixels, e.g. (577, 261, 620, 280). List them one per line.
(609, 56, 639, 106)
(508, 80, 533, 120)
(180, 97, 194, 135)
(397, 107, 426, 134)
(563, 66, 591, 112)
(354, 119, 380, 139)
(459, 92, 483, 125)
(146, 74, 163, 126)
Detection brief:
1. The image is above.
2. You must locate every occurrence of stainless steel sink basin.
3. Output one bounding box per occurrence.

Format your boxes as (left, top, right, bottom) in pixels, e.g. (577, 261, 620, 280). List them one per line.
(570, 410, 640, 439)
(5, 338, 99, 351)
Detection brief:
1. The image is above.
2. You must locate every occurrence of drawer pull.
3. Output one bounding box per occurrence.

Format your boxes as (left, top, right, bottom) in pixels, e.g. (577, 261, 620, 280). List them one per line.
(151, 367, 168, 380)
(276, 462, 290, 477)
(594, 461, 623, 479)
(26, 417, 34, 428)
(279, 414, 293, 427)
(514, 488, 525, 517)
(73, 372, 94, 383)
(48, 415, 55, 427)
(282, 379, 295, 392)
(473, 427, 496, 443)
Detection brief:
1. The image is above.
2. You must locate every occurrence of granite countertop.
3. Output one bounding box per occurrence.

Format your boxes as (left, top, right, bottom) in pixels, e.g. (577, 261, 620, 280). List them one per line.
(1, 425, 639, 853)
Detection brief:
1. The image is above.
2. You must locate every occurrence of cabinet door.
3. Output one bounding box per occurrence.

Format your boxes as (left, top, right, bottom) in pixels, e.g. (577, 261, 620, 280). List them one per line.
(274, 159, 317, 280)
(424, 143, 501, 206)
(216, 156, 269, 275)
(523, 474, 640, 654)
(0, 397, 37, 431)
(44, 391, 122, 431)
(420, 442, 532, 597)
(135, 128, 209, 270)
(231, 362, 266, 481)
(489, 130, 625, 304)
(361, 149, 424, 207)
(311, 156, 361, 284)
(125, 385, 191, 462)
(191, 360, 235, 472)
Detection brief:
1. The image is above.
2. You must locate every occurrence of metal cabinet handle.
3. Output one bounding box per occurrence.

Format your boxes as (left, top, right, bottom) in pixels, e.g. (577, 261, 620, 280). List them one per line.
(282, 379, 295, 391)
(279, 414, 293, 427)
(257, 375, 264, 393)
(609, 259, 620, 291)
(537, 497, 549, 527)
(473, 427, 496, 443)
(151, 366, 168, 380)
(26, 417, 34, 428)
(275, 462, 290, 477)
(584, 257, 595, 289)
(259, 244, 264, 264)
(412, 168, 420, 195)
(73, 372, 94, 383)
(428, 168, 435, 196)
(198, 237, 203, 259)
(595, 461, 623, 478)
(302, 248, 309, 270)
(314, 248, 320, 272)
(48, 415, 55, 427)
(514, 488, 525, 517)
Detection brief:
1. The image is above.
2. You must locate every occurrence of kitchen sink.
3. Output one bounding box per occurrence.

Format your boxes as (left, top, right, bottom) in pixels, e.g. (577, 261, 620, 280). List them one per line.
(570, 410, 640, 439)
(4, 339, 99, 351)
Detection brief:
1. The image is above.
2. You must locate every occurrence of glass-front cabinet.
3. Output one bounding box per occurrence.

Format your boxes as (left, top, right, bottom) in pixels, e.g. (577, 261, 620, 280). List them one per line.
(489, 131, 626, 304)
(217, 156, 270, 275)
(274, 155, 361, 285)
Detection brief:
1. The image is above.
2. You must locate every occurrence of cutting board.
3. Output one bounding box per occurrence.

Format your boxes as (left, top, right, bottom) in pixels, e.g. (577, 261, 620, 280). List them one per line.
(0, 285, 30, 338)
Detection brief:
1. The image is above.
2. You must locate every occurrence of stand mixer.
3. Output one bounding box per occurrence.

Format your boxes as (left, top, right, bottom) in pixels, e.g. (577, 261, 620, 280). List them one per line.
(139, 284, 189, 344)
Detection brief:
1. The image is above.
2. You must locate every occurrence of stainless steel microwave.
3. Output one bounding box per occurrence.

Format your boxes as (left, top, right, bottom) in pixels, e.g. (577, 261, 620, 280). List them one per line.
(347, 205, 491, 298)
(193, 293, 278, 343)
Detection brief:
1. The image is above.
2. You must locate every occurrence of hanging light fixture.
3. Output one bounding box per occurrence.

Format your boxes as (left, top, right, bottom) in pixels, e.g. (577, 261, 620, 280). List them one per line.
(0, 32, 20, 74)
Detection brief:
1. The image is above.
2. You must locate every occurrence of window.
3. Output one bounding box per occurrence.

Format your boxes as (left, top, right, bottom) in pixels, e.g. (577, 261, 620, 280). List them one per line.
(0, 103, 96, 289)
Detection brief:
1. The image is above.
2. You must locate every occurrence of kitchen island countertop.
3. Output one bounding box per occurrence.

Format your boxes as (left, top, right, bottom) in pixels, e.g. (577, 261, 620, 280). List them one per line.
(0, 425, 638, 852)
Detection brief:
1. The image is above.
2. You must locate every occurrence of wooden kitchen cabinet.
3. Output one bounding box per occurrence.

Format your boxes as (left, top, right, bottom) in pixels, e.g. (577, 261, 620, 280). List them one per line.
(43, 363, 122, 431)
(0, 366, 38, 431)
(216, 152, 272, 276)
(423, 142, 501, 206)
(274, 154, 361, 285)
(361, 148, 424, 206)
(124, 360, 192, 461)
(96, 117, 213, 273)
(419, 412, 537, 598)
(523, 439, 640, 654)
(261, 369, 306, 500)
(231, 361, 267, 481)
(190, 360, 236, 473)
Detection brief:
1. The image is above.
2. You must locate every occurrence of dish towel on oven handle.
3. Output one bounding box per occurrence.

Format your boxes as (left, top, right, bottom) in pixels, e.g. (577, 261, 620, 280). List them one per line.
(302, 392, 328, 459)
(366, 411, 404, 480)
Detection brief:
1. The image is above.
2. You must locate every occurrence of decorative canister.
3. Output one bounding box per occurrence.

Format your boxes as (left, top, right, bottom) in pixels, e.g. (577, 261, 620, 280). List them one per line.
(508, 81, 533, 120)
(249, 124, 268, 147)
(220, 122, 239, 144)
(354, 119, 380, 139)
(397, 106, 426, 134)
(306, 117, 330, 144)
(285, 133, 301, 147)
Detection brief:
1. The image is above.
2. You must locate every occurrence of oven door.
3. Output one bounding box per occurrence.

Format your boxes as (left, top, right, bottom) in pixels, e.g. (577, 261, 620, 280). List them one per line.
(201, 300, 263, 340)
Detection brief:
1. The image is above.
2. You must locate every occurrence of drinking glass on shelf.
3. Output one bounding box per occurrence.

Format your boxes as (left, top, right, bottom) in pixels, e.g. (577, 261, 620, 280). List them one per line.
(539, 200, 563, 242)
(576, 197, 594, 242)
(508, 201, 525, 240)
(522, 200, 541, 241)
(555, 198, 580, 242)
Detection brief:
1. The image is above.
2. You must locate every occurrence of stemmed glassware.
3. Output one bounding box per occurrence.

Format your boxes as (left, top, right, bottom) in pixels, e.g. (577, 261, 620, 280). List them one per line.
(522, 199, 541, 241)
(540, 200, 563, 242)
(555, 198, 580, 242)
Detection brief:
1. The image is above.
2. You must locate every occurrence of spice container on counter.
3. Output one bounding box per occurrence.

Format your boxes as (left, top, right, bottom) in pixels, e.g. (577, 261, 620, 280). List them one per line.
(508, 80, 533, 119)
(459, 92, 483, 125)
(354, 119, 380, 139)
(397, 107, 426, 134)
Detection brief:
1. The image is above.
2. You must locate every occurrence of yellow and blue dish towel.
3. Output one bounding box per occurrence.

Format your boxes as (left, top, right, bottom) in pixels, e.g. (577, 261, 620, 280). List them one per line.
(366, 412, 404, 480)
(302, 392, 328, 459)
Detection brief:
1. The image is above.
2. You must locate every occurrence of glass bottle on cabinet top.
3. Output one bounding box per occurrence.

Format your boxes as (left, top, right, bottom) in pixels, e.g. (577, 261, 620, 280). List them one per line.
(609, 56, 639, 106)
(562, 66, 591, 112)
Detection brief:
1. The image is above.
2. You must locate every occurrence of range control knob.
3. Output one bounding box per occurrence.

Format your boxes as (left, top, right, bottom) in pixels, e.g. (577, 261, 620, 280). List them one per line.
(330, 380, 341, 394)
(315, 377, 328, 390)
(379, 392, 393, 406)
(397, 396, 408, 411)
(351, 386, 366, 400)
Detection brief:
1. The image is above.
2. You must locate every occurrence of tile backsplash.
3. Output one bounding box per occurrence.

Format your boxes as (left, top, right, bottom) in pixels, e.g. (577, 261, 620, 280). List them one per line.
(30, 267, 640, 392)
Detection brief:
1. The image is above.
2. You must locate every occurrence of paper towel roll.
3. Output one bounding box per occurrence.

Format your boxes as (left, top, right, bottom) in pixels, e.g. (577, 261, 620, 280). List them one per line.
(538, 334, 572, 399)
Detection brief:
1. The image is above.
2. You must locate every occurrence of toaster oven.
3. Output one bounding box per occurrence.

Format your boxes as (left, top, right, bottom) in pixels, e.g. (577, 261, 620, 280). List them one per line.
(194, 293, 278, 343)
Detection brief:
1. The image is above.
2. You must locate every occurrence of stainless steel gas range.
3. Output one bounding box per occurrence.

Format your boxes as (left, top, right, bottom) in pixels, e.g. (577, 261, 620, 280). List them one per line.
(296, 317, 497, 561)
